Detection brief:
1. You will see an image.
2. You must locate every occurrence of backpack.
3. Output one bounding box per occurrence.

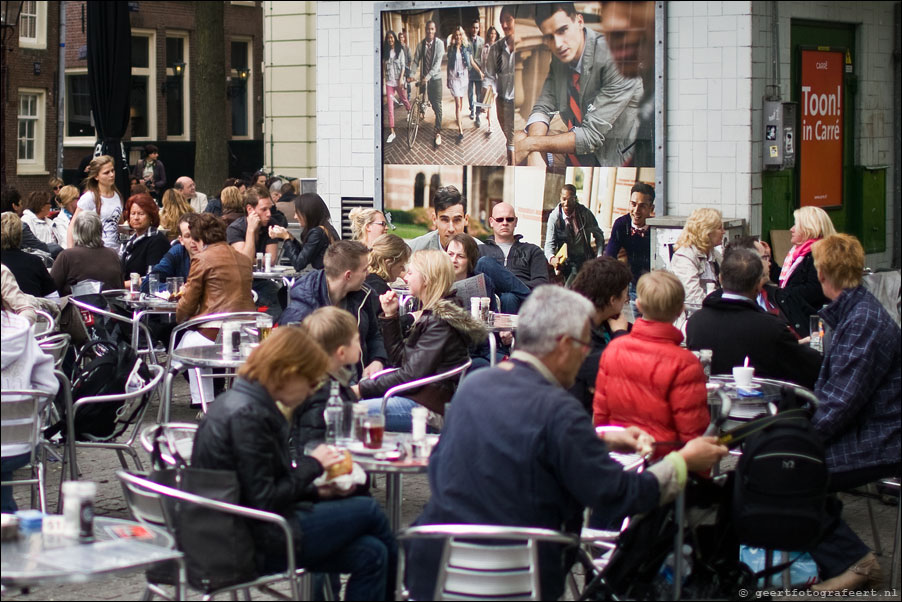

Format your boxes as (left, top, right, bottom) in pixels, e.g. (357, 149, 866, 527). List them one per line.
(47, 340, 151, 440)
(731, 408, 829, 550)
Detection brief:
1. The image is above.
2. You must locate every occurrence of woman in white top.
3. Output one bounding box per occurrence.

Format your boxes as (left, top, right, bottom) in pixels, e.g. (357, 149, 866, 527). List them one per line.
(383, 30, 411, 145)
(670, 208, 725, 306)
(19, 191, 55, 245)
(68, 155, 123, 250)
(50, 185, 79, 249)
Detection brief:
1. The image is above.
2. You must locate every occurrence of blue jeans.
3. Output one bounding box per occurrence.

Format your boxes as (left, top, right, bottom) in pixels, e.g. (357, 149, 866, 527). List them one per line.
(294, 496, 397, 601)
(475, 256, 531, 314)
(1, 453, 31, 513)
(467, 77, 482, 115)
(360, 397, 418, 433)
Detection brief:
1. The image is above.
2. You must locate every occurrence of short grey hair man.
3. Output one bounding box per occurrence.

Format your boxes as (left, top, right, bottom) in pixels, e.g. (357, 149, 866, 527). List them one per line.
(517, 285, 595, 357)
(72, 211, 104, 248)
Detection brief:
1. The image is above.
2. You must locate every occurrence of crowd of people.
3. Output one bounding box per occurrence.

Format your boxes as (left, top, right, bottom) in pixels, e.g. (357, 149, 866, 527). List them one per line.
(2, 158, 900, 599)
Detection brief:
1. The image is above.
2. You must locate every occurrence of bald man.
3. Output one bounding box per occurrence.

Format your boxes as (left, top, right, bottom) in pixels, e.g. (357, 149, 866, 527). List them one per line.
(480, 202, 549, 292)
(174, 176, 208, 214)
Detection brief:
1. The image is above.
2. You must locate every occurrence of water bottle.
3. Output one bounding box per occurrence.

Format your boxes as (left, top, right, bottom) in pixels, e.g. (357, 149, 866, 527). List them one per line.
(659, 544, 693, 585)
(323, 382, 343, 444)
(698, 349, 713, 381)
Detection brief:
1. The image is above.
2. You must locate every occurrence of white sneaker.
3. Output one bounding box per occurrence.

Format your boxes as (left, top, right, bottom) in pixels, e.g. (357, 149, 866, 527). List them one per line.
(386, 133, 396, 144)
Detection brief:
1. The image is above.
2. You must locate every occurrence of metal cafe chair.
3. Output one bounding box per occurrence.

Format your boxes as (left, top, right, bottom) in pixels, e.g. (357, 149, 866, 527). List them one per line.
(1, 387, 56, 513)
(138, 423, 199, 467)
(68, 296, 160, 365)
(160, 311, 261, 421)
(37, 332, 71, 370)
(33, 308, 57, 339)
(377, 359, 472, 417)
(394, 523, 580, 601)
(117, 470, 317, 601)
(57, 364, 165, 503)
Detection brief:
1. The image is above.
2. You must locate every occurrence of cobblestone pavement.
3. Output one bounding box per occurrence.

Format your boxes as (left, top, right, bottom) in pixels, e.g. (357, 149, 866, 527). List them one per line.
(382, 91, 508, 166)
(5, 371, 899, 600)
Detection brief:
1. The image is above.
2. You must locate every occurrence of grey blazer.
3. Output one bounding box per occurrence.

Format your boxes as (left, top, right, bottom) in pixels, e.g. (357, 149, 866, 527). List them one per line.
(411, 38, 445, 82)
(528, 27, 643, 166)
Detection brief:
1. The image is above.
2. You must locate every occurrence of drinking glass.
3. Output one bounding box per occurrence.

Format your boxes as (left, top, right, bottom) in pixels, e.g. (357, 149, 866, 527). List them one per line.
(362, 413, 385, 449)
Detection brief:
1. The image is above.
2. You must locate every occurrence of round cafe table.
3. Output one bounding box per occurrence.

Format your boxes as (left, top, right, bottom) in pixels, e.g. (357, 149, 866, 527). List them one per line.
(160, 344, 252, 421)
(348, 434, 433, 532)
(1, 516, 183, 596)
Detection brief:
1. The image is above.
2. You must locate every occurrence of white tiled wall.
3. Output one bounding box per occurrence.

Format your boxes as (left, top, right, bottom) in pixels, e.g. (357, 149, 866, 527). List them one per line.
(316, 1, 378, 219)
(665, 1, 755, 221)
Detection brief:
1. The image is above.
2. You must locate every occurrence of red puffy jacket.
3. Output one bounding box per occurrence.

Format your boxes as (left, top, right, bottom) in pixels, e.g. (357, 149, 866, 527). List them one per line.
(593, 319, 709, 454)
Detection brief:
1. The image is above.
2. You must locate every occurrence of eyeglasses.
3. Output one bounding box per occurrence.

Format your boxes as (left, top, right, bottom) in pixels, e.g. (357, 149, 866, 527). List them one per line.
(53, 186, 62, 191)
(561, 334, 591, 353)
(493, 217, 516, 223)
(372, 221, 388, 227)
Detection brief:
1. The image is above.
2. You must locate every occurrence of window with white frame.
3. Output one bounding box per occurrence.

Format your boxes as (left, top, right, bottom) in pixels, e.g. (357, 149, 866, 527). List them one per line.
(18, 1, 47, 49)
(165, 33, 190, 139)
(17, 89, 46, 173)
(230, 38, 252, 139)
(129, 30, 157, 140)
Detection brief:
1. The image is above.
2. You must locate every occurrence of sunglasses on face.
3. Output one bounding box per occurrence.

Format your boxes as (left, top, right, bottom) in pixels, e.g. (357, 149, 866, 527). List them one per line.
(372, 221, 388, 227)
(493, 217, 516, 223)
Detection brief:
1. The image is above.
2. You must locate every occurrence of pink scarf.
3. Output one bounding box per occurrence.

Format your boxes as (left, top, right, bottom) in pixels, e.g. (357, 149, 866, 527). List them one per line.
(779, 239, 816, 287)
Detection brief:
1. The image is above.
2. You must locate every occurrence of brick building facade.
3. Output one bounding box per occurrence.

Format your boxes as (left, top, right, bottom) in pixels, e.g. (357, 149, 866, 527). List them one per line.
(2, 1, 264, 198)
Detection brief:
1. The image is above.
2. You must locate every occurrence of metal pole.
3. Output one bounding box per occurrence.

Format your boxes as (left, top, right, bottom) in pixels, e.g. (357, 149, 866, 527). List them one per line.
(57, 1, 66, 179)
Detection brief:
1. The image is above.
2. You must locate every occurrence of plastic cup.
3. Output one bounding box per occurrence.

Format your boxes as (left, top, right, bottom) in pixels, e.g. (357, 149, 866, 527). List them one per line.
(363, 413, 385, 449)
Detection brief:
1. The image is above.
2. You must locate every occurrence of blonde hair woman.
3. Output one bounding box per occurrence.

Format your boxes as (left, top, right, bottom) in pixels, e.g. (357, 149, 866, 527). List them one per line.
(348, 207, 389, 247)
(354, 249, 487, 431)
(670, 208, 724, 305)
(219, 185, 246, 226)
(51, 185, 79, 248)
(69, 155, 123, 250)
(365, 233, 411, 296)
(159, 188, 194, 239)
(772, 205, 837, 336)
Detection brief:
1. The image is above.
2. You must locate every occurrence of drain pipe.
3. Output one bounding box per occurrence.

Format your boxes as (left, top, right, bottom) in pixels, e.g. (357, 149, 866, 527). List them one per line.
(57, 1, 66, 179)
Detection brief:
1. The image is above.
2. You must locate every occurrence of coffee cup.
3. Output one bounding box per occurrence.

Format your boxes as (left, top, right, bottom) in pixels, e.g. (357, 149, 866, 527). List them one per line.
(733, 366, 755, 387)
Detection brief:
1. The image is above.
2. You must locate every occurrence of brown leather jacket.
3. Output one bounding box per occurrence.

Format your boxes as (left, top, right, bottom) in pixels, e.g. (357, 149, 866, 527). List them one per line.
(176, 241, 255, 323)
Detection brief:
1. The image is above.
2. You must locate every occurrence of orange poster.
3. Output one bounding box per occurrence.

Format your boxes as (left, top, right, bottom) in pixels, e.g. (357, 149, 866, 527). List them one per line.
(799, 50, 844, 208)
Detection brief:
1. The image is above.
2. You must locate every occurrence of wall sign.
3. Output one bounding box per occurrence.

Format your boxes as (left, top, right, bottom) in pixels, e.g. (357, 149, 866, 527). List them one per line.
(799, 49, 844, 208)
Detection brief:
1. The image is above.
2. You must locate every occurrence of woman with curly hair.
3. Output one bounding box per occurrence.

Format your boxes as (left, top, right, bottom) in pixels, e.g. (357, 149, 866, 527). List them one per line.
(349, 207, 389, 248)
(365, 233, 410, 296)
(159, 188, 194, 240)
(670, 208, 724, 305)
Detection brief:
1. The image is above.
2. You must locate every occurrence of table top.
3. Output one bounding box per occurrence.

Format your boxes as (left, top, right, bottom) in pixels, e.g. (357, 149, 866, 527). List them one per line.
(707, 375, 816, 421)
(253, 267, 298, 280)
(348, 434, 432, 474)
(1, 516, 180, 587)
(123, 294, 179, 310)
(170, 344, 249, 369)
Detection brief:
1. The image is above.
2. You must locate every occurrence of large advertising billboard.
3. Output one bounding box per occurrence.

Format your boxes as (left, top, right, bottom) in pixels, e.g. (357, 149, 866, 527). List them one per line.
(376, 2, 659, 249)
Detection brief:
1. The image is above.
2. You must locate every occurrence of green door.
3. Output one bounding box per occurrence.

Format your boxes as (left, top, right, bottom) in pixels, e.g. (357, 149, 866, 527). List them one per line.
(762, 20, 856, 246)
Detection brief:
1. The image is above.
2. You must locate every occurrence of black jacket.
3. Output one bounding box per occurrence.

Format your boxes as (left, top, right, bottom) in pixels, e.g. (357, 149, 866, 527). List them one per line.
(570, 322, 629, 414)
(120, 232, 171, 281)
(357, 298, 487, 415)
(479, 235, 549, 290)
(551, 203, 604, 265)
(281, 224, 337, 272)
(686, 291, 823, 389)
(1, 249, 56, 297)
(365, 273, 415, 333)
(191, 377, 323, 559)
(280, 269, 389, 373)
(772, 254, 828, 337)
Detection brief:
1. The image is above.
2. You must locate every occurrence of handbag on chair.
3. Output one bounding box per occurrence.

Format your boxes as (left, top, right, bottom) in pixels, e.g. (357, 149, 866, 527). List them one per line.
(145, 426, 257, 592)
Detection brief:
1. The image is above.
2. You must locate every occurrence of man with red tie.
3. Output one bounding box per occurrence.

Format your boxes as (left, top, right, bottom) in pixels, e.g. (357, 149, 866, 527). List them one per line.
(515, 2, 643, 167)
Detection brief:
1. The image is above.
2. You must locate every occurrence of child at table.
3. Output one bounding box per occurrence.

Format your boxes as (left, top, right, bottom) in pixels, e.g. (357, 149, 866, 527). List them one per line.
(593, 271, 709, 458)
(290, 306, 362, 457)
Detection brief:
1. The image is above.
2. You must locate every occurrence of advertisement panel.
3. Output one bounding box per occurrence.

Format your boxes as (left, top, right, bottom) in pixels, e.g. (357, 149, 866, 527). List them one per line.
(799, 49, 844, 208)
(376, 2, 659, 250)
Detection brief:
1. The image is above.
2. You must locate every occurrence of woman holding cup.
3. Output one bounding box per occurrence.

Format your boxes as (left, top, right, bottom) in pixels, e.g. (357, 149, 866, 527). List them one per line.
(353, 250, 487, 432)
